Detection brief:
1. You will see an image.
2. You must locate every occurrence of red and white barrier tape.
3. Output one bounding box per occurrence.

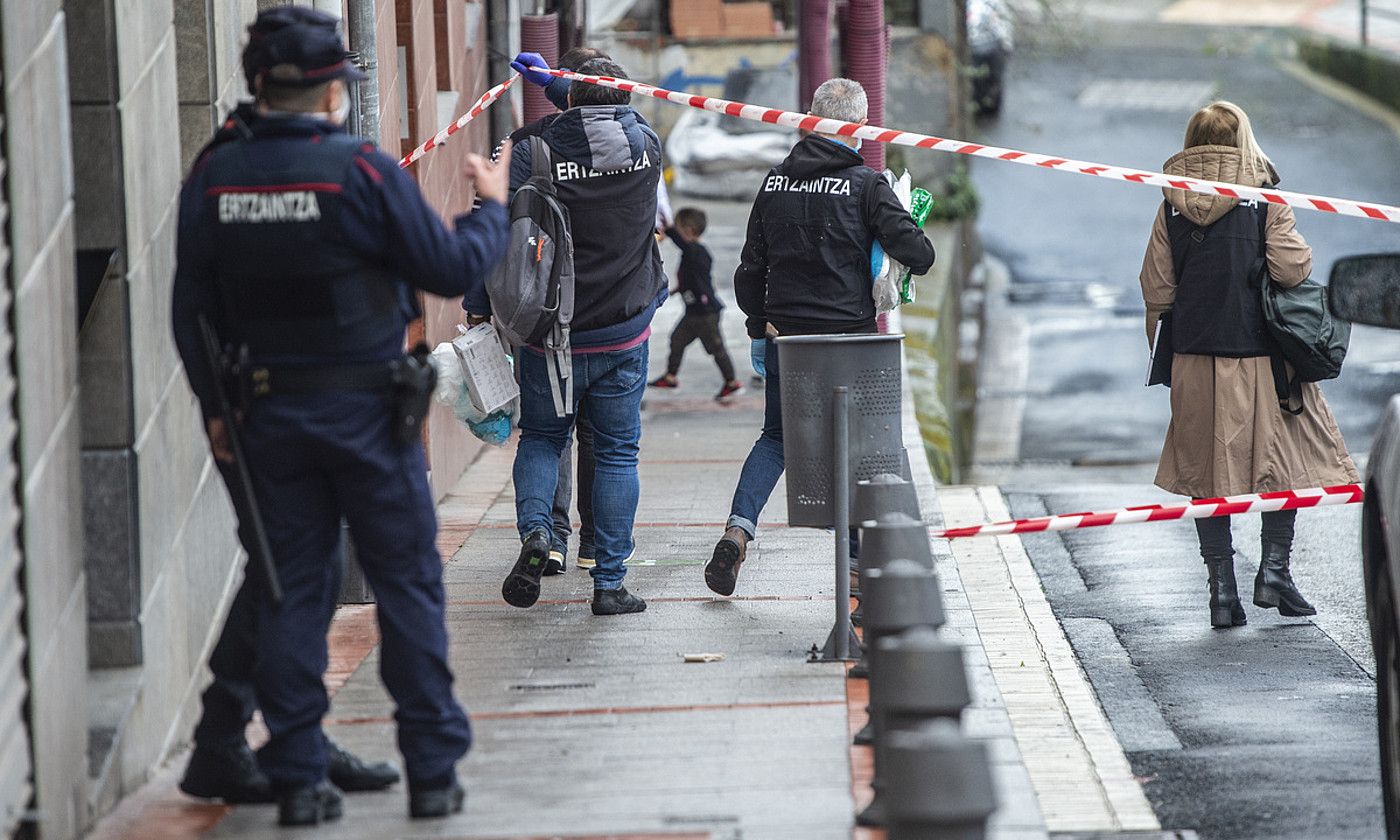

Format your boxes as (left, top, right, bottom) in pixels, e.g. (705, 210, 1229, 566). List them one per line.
(549, 68, 1400, 225)
(935, 484, 1365, 540)
(398, 74, 519, 169)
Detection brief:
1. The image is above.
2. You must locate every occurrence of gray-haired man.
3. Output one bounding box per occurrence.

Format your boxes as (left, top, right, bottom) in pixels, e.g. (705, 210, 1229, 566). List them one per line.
(705, 78, 936, 596)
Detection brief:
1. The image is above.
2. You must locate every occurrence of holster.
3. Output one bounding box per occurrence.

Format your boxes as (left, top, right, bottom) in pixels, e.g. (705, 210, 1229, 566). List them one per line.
(388, 343, 437, 445)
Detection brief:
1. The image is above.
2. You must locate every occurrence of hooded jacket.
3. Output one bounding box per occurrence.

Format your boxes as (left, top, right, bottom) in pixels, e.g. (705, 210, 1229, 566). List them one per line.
(465, 104, 665, 349)
(733, 135, 935, 339)
(1138, 144, 1354, 498)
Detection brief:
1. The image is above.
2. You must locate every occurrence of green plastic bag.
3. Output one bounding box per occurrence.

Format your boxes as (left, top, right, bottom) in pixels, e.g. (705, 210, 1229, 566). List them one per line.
(897, 188, 935, 305)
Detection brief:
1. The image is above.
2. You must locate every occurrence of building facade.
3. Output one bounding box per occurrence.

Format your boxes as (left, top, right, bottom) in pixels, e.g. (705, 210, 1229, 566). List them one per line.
(0, 0, 524, 836)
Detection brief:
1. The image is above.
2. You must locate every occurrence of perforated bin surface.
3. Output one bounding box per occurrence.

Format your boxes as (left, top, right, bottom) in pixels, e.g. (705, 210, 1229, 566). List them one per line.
(776, 333, 906, 528)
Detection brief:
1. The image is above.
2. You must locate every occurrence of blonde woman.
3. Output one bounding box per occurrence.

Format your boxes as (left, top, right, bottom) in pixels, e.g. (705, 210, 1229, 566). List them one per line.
(1139, 101, 1358, 629)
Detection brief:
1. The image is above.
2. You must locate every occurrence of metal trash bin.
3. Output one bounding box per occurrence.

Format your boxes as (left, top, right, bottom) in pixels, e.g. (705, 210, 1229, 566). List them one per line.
(777, 333, 905, 528)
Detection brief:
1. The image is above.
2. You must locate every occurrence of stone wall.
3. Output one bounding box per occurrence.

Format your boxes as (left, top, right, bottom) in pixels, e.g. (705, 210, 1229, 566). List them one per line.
(5, 2, 86, 837)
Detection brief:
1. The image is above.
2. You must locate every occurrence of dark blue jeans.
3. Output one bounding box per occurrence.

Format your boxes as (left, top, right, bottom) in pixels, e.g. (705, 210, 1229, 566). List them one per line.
(729, 339, 858, 556)
(514, 342, 647, 589)
(242, 392, 471, 789)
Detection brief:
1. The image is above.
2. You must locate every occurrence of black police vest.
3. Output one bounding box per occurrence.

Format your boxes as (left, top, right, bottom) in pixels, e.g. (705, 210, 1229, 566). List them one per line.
(201, 132, 408, 359)
(547, 142, 664, 333)
(1165, 200, 1273, 358)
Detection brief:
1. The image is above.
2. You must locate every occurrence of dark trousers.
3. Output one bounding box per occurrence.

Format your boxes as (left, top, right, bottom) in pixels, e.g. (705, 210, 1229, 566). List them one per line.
(240, 391, 471, 789)
(193, 572, 264, 751)
(550, 405, 596, 558)
(1195, 508, 1297, 557)
(667, 311, 736, 382)
(728, 339, 859, 557)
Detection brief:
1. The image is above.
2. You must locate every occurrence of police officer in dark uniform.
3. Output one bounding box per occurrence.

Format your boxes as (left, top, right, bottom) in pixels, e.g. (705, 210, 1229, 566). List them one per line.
(177, 8, 404, 809)
(171, 8, 511, 826)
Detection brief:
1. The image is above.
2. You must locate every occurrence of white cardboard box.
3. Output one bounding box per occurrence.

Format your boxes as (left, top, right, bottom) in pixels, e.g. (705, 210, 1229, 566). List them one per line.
(451, 323, 519, 414)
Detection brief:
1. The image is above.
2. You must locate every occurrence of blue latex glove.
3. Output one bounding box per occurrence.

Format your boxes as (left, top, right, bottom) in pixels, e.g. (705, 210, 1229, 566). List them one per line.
(870, 240, 886, 280)
(751, 339, 767, 378)
(510, 52, 554, 87)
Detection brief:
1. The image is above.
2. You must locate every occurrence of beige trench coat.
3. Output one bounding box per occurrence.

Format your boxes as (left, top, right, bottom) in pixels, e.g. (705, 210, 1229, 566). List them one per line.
(1139, 145, 1358, 498)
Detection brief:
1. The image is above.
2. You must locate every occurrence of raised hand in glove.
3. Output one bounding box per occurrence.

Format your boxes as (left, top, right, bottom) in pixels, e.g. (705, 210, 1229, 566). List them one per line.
(510, 52, 554, 87)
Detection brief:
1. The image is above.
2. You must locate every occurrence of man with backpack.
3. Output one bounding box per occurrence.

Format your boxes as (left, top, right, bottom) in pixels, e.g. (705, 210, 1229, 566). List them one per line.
(466, 57, 665, 616)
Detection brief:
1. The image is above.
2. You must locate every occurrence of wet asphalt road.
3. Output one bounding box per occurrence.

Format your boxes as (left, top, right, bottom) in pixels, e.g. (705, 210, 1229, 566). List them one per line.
(969, 9, 1400, 839)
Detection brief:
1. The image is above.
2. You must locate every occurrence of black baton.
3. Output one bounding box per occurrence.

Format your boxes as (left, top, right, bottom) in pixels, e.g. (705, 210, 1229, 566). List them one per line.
(197, 314, 284, 604)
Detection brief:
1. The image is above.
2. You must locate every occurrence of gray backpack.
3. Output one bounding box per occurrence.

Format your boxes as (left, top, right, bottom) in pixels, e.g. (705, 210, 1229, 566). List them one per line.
(486, 135, 576, 416)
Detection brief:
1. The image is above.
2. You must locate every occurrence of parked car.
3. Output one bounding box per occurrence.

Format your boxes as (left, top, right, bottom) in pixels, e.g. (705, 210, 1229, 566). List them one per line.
(1328, 252, 1400, 840)
(968, 0, 1013, 118)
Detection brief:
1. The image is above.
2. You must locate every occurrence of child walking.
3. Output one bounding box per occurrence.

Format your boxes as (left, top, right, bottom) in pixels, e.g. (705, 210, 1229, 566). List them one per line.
(650, 207, 745, 400)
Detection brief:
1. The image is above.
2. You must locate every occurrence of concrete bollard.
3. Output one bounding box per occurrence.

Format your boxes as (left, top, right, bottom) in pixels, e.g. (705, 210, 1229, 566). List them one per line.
(851, 478, 921, 627)
(856, 626, 973, 828)
(858, 511, 934, 574)
(849, 559, 943, 682)
(885, 719, 998, 840)
(853, 473, 921, 525)
(854, 510, 934, 627)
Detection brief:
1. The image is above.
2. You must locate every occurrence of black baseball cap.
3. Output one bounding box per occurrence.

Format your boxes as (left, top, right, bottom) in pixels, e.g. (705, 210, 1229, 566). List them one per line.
(242, 7, 367, 93)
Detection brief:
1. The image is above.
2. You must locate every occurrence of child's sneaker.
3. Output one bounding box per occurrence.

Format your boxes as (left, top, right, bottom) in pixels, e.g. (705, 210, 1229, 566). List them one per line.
(715, 381, 745, 401)
(648, 375, 678, 389)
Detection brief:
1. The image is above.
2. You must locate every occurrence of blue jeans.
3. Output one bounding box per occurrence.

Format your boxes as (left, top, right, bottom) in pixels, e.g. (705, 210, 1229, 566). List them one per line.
(729, 340, 785, 537)
(729, 339, 859, 557)
(514, 342, 647, 589)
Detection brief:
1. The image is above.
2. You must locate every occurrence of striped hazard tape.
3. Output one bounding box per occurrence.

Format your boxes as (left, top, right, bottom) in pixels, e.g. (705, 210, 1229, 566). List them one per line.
(549, 68, 1400, 225)
(934, 484, 1365, 540)
(398, 74, 519, 169)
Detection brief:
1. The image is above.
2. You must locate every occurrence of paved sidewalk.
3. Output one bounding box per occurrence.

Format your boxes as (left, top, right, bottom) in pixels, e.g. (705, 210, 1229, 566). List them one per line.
(82, 202, 1155, 840)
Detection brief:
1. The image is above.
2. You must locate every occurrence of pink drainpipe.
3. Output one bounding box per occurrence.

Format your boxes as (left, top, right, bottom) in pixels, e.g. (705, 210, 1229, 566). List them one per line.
(798, 0, 832, 111)
(521, 13, 559, 124)
(841, 0, 886, 172)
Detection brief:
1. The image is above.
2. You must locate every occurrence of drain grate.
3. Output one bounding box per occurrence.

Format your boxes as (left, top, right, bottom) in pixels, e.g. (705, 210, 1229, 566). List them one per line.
(507, 682, 596, 692)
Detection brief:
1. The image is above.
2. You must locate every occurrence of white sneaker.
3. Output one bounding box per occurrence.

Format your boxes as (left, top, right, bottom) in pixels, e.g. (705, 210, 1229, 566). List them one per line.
(576, 551, 632, 570)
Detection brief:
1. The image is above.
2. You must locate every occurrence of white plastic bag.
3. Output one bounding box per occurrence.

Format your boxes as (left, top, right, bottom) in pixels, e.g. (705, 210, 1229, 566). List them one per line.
(873, 169, 915, 313)
(430, 328, 519, 447)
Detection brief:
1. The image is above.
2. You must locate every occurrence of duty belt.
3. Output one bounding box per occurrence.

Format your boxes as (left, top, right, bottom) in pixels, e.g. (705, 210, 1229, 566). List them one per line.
(244, 361, 397, 397)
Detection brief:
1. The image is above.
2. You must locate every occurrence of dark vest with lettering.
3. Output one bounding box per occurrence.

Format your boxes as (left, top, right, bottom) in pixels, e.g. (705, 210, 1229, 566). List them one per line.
(201, 130, 411, 360)
(539, 108, 664, 334)
(756, 137, 883, 335)
(1165, 200, 1273, 357)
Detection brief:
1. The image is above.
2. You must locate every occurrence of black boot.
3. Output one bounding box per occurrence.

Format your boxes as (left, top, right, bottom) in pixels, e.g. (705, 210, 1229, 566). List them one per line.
(1204, 555, 1247, 628)
(502, 529, 552, 608)
(409, 778, 466, 819)
(1254, 540, 1317, 617)
(704, 527, 749, 597)
(278, 781, 344, 826)
(591, 585, 647, 616)
(326, 738, 400, 792)
(179, 740, 274, 804)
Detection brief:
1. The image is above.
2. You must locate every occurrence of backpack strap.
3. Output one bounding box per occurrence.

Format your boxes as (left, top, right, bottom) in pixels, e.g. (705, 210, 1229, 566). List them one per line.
(1253, 203, 1305, 415)
(530, 134, 552, 179)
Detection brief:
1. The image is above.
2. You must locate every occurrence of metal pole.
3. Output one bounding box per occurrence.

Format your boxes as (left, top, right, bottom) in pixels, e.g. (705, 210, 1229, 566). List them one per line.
(1363, 0, 1370, 46)
(347, 0, 381, 144)
(834, 386, 851, 659)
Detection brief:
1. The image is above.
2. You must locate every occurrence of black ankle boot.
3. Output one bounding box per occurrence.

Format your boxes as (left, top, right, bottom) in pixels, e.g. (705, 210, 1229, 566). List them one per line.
(179, 740, 274, 803)
(277, 781, 343, 826)
(1254, 540, 1316, 617)
(1204, 555, 1247, 628)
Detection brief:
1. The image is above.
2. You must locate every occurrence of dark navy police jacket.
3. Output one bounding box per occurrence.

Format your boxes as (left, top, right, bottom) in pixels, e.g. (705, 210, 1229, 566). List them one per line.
(735, 135, 935, 339)
(172, 109, 508, 415)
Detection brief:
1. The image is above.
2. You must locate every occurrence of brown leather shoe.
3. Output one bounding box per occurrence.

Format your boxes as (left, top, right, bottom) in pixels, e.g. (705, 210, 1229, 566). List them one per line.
(705, 527, 750, 596)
